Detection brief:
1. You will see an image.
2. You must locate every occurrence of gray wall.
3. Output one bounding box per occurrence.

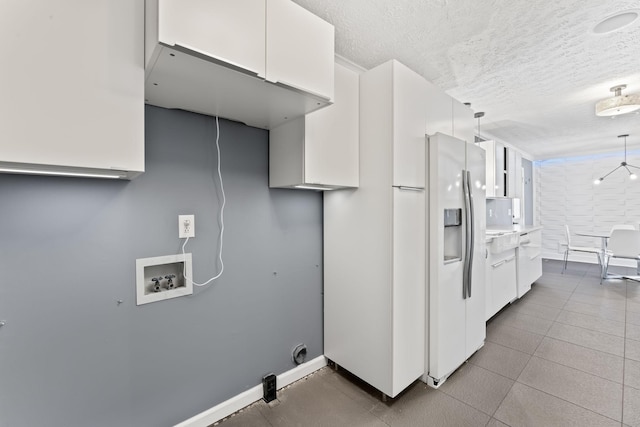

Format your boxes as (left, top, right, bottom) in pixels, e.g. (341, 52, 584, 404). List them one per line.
(0, 106, 324, 427)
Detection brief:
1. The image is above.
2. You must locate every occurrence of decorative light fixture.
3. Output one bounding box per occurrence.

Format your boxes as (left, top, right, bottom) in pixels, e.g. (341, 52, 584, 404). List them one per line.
(594, 134, 639, 184)
(474, 111, 485, 143)
(595, 84, 640, 117)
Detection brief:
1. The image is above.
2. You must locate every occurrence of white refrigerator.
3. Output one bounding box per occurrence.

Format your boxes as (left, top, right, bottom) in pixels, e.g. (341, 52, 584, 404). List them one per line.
(422, 132, 487, 388)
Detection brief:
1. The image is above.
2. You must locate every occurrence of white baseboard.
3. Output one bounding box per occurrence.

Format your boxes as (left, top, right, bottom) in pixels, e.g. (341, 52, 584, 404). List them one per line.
(174, 355, 327, 427)
(543, 252, 637, 268)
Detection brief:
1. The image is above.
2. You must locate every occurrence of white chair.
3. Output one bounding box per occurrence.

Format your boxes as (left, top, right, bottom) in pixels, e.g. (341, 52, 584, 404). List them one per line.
(563, 225, 602, 274)
(603, 229, 640, 281)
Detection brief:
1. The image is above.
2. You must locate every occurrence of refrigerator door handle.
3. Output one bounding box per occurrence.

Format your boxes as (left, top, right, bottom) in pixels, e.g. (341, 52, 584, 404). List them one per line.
(467, 170, 475, 298)
(462, 169, 471, 300)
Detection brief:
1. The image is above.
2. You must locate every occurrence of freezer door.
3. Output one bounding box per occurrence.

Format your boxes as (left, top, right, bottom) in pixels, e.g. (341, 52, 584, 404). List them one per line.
(465, 142, 487, 356)
(426, 133, 467, 382)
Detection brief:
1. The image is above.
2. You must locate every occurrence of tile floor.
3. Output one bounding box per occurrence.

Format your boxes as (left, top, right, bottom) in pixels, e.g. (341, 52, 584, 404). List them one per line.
(216, 259, 640, 426)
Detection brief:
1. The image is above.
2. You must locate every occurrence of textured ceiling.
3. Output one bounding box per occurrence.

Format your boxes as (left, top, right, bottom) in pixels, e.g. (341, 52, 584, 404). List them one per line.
(292, 0, 640, 159)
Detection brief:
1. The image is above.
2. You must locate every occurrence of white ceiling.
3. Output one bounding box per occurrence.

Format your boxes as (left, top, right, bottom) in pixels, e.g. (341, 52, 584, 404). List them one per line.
(292, 0, 640, 160)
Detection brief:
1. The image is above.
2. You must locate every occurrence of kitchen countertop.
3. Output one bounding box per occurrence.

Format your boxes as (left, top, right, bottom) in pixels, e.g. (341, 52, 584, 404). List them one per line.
(486, 225, 542, 241)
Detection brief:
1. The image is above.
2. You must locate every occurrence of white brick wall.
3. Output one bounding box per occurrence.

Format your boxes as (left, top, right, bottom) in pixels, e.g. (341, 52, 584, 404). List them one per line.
(536, 150, 640, 266)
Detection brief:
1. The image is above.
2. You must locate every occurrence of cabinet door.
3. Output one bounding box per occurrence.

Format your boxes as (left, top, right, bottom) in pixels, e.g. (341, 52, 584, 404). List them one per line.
(452, 99, 475, 144)
(506, 148, 524, 199)
(305, 63, 359, 187)
(478, 141, 496, 197)
(425, 80, 453, 136)
(1, 0, 144, 175)
(494, 142, 506, 197)
(393, 63, 427, 188)
(157, 0, 265, 76)
(392, 187, 425, 395)
(489, 251, 517, 317)
(266, 0, 334, 101)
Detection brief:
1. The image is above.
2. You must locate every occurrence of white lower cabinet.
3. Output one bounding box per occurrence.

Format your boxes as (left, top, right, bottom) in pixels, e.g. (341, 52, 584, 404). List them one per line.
(486, 247, 517, 320)
(517, 230, 542, 297)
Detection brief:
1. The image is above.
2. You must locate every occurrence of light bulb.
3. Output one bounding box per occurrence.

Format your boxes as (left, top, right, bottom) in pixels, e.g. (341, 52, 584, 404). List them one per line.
(630, 173, 638, 180)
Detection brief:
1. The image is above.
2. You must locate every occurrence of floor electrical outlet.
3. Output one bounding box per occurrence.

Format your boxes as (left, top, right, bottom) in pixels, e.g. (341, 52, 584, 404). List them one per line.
(262, 373, 277, 403)
(178, 215, 195, 238)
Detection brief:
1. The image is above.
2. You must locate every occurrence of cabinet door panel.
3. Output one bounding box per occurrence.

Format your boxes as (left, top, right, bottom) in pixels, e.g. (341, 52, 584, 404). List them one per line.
(266, 0, 334, 100)
(490, 253, 517, 315)
(305, 63, 359, 187)
(494, 142, 506, 197)
(425, 81, 453, 136)
(392, 187, 425, 394)
(1, 0, 143, 174)
(159, 0, 265, 76)
(393, 63, 427, 188)
(452, 99, 475, 144)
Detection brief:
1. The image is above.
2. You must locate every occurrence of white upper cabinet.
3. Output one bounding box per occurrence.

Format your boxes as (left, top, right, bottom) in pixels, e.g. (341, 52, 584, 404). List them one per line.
(425, 82, 453, 137)
(145, 0, 334, 129)
(392, 62, 428, 188)
(269, 63, 359, 189)
(506, 148, 523, 199)
(452, 99, 475, 145)
(147, 0, 266, 76)
(266, 0, 334, 100)
(0, 0, 144, 179)
(425, 82, 475, 146)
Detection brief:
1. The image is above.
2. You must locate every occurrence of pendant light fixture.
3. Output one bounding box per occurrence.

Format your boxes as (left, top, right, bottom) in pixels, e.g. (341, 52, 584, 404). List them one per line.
(594, 134, 639, 184)
(474, 111, 485, 143)
(595, 84, 640, 116)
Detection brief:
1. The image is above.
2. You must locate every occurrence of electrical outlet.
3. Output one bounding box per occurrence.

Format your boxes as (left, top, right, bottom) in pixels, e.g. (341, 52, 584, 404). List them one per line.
(179, 215, 195, 238)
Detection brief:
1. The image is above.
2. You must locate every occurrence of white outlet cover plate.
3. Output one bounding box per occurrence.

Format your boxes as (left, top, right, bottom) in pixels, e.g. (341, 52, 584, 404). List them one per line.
(179, 214, 195, 238)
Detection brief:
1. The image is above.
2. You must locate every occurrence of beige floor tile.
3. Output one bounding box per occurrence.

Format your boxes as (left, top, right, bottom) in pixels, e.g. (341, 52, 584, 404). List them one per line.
(517, 356, 623, 421)
(439, 363, 514, 416)
(486, 418, 509, 427)
(218, 402, 272, 427)
(629, 311, 640, 327)
(534, 337, 624, 383)
(624, 386, 640, 427)
(520, 292, 568, 309)
(486, 322, 544, 354)
(555, 310, 625, 337)
(534, 277, 579, 292)
(371, 383, 491, 427)
(575, 282, 627, 300)
(469, 341, 531, 380)
(257, 371, 386, 427)
(546, 322, 625, 356)
(528, 285, 573, 299)
(318, 367, 381, 412)
(509, 299, 562, 320)
(563, 300, 626, 322)
(494, 382, 620, 427)
(493, 310, 554, 335)
(628, 322, 640, 341)
(625, 358, 640, 390)
(627, 339, 640, 362)
(570, 292, 628, 310)
(629, 301, 640, 314)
